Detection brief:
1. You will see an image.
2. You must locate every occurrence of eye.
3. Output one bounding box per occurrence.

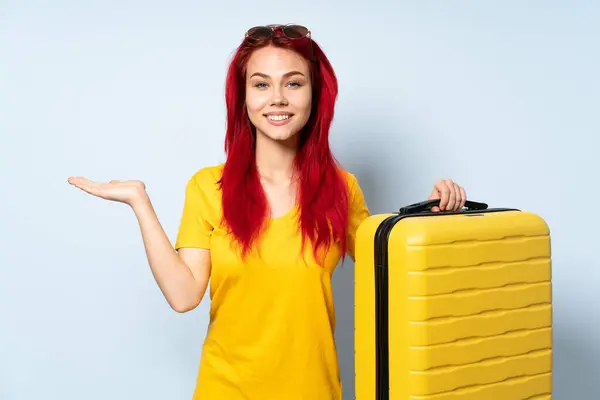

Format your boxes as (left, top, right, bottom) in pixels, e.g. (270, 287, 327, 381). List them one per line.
(254, 82, 268, 89)
(287, 81, 302, 88)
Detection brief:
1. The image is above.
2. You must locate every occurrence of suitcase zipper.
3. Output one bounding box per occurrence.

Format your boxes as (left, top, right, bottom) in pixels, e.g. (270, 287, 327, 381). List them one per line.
(374, 214, 402, 400)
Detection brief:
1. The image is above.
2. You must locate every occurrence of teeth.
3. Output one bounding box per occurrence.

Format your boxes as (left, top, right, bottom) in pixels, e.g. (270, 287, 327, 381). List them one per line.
(267, 114, 290, 121)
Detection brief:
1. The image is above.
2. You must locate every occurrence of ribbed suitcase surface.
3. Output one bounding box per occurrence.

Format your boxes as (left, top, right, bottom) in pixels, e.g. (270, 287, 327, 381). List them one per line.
(355, 201, 552, 400)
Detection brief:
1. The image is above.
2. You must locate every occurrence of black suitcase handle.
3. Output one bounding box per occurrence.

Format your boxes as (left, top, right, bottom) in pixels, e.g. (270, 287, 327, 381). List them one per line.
(399, 199, 488, 215)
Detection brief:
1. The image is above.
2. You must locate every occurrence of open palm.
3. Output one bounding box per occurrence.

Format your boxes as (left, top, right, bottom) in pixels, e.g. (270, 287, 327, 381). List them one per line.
(68, 177, 147, 206)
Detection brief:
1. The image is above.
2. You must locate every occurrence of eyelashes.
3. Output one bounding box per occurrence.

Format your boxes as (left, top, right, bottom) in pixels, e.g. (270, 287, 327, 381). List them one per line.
(253, 81, 302, 89)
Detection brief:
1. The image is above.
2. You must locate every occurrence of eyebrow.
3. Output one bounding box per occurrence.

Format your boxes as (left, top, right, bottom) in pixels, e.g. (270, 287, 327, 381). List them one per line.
(249, 71, 306, 79)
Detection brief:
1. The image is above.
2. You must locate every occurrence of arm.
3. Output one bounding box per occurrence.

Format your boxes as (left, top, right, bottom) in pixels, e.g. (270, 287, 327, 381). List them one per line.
(133, 196, 210, 313)
(67, 176, 211, 313)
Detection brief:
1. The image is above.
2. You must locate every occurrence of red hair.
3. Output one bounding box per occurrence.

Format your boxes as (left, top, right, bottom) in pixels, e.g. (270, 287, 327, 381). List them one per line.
(219, 28, 349, 264)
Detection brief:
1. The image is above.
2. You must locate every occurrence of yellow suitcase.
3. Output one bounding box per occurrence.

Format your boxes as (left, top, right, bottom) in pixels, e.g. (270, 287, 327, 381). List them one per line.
(354, 199, 552, 400)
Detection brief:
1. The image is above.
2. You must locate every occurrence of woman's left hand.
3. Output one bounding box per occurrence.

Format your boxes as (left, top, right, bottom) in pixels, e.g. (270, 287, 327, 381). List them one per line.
(427, 179, 466, 212)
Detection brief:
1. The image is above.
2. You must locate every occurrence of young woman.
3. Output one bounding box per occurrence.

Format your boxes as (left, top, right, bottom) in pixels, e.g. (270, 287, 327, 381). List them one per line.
(68, 24, 467, 399)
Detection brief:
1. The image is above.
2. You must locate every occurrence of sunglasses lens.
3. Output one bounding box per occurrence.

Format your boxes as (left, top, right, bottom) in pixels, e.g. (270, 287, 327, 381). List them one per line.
(283, 25, 308, 38)
(247, 26, 273, 38)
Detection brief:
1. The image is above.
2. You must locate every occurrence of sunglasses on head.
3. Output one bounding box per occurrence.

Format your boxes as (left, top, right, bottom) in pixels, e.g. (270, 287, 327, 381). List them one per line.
(245, 24, 311, 40)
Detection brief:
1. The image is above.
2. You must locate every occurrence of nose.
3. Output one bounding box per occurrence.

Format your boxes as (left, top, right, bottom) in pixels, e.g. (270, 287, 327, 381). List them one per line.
(270, 86, 288, 106)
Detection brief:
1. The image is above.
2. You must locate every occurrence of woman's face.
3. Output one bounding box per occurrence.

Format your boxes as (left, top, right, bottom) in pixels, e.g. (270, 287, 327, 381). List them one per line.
(245, 45, 312, 144)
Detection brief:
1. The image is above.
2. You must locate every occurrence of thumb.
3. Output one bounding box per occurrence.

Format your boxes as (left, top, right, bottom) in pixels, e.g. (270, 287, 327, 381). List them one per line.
(428, 189, 441, 212)
(427, 189, 440, 200)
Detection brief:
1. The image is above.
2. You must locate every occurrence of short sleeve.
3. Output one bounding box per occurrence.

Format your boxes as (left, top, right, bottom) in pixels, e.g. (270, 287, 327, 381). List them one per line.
(346, 173, 370, 260)
(174, 169, 217, 250)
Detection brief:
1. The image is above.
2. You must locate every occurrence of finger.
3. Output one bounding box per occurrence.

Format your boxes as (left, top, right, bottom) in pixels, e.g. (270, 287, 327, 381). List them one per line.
(434, 181, 448, 210)
(448, 180, 459, 210)
(69, 178, 95, 189)
(427, 187, 441, 212)
(436, 180, 451, 210)
(459, 186, 466, 209)
(452, 183, 461, 210)
(449, 182, 461, 210)
(68, 177, 86, 189)
(427, 187, 440, 201)
(69, 178, 103, 196)
(74, 183, 99, 196)
(69, 177, 96, 186)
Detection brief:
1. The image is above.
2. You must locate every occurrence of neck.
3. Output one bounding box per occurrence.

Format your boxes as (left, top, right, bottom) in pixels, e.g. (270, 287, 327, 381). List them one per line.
(254, 131, 298, 184)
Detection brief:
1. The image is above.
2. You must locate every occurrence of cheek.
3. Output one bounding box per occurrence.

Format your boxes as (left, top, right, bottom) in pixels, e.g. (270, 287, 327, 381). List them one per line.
(293, 91, 313, 121)
(245, 91, 269, 119)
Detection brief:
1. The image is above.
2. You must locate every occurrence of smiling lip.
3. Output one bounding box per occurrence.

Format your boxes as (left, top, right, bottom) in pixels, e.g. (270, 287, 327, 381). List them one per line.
(264, 112, 294, 126)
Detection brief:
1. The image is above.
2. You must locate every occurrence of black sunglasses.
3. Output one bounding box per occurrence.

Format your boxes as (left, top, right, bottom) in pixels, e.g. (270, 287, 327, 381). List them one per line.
(244, 24, 316, 63)
(245, 24, 311, 40)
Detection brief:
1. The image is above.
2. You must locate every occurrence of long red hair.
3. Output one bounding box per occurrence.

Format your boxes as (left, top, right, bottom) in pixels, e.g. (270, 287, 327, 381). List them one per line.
(219, 27, 349, 264)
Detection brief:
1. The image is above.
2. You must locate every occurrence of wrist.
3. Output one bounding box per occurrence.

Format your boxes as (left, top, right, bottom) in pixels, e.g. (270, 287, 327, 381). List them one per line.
(130, 192, 152, 214)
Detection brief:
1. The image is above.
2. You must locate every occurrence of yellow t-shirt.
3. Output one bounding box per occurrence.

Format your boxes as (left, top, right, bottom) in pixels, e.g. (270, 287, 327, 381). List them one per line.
(175, 164, 370, 400)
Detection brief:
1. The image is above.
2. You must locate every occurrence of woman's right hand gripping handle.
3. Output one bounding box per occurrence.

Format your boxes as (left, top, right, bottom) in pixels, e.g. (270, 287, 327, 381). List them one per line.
(67, 177, 210, 313)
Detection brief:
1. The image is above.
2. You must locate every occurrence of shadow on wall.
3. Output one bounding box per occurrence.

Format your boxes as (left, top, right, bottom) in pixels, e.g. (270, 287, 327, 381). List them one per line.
(553, 322, 599, 398)
(330, 120, 598, 400)
(332, 118, 420, 400)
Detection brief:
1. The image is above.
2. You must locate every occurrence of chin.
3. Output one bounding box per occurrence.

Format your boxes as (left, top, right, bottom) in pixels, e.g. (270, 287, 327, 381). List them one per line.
(261, 127, 298, 142)
(256, 120, 303, 142)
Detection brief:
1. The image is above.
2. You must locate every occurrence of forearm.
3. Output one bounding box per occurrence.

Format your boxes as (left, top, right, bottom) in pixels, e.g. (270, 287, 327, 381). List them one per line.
(131, 196, 200, 311)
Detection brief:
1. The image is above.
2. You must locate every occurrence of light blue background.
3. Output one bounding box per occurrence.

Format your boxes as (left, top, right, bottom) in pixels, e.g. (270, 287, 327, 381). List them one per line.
(2, 1, 598, 399)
